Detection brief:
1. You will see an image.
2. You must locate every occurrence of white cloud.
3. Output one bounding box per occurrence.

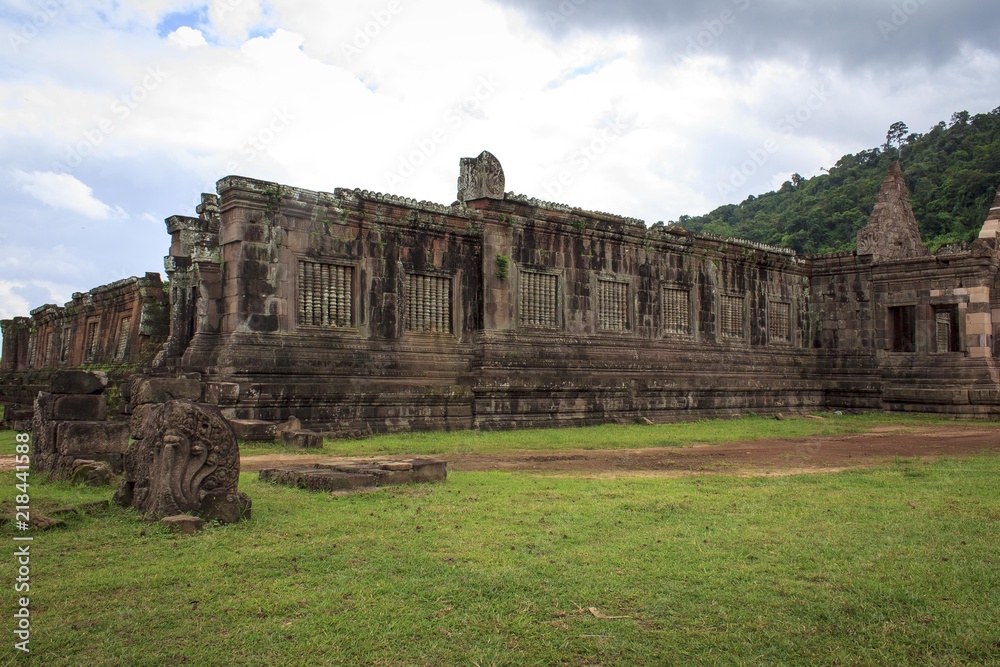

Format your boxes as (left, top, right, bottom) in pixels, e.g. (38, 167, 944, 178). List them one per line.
(0, 281, 30, 321)
(11, 170, 126, 220)
(168, 26, 207, 49)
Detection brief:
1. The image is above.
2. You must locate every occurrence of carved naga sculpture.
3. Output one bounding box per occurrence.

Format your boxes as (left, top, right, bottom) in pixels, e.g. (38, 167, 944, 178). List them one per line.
(116, 400, 249, 522)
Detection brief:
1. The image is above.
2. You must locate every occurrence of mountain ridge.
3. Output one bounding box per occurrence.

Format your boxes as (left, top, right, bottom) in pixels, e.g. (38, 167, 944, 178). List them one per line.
(670, 106, 1000, 255)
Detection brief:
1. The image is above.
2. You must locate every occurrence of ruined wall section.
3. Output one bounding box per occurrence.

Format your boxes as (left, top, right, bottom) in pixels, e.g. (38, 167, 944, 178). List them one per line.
(177, 177, 484, 434)
(0, 275, 168, 428)
(469, 195, 821, 428)
(809, 247, 1000, 415)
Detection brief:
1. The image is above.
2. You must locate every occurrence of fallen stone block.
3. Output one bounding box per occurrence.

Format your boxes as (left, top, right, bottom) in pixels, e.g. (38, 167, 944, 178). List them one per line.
(229, 419, 277, 442)
(201, 491, 252, 524)
(280, 430, 323, 449)
(275, 416, 303, 434)
(30, 515, 66, 531)
(161, 514, 204, 534)
(49, 370, 108, 395)
(410, 459, 448, 483)
(69, 459, 117, 487)
(258, 458, 446, 492)
(118, 401, 249, 524)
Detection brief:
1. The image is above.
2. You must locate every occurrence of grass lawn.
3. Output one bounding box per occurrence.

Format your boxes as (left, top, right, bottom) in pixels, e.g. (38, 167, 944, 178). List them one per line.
(0, 416, 998, 665)
(239, 412, 978, 458)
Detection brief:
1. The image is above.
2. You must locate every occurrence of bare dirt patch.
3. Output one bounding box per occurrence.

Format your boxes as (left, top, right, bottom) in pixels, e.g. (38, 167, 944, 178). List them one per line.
(237, 425, 1000, 478)
(7, 424, 995, 477)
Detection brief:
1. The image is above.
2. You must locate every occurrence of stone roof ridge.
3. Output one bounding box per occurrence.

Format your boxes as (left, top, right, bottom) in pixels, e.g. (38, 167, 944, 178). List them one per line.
(503, 192, 646, 226)
(691, 230, 797, 256)
(336, 187, 462, 216)
(88, 276, 142, 295)
(29, 303, 63, 317)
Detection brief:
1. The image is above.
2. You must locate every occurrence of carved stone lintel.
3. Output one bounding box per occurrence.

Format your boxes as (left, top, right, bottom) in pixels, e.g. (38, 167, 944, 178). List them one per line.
(457, 151, 505, 203)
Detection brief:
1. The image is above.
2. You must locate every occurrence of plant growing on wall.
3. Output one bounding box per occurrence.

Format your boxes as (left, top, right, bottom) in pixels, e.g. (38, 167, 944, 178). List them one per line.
(262, 185, 285, 221)
(496, 254, 509, 280)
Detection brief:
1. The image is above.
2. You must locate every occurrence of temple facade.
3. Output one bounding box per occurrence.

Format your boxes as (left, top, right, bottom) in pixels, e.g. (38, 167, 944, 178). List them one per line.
(4, 153, 1000, 434)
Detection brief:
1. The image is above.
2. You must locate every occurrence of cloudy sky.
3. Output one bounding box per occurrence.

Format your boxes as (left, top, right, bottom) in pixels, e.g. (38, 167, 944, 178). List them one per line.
(1, 0, 998, 328)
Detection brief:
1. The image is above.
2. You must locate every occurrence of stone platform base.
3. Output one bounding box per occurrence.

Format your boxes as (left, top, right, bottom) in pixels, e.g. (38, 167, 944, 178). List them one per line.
(258, 458, 446, 492)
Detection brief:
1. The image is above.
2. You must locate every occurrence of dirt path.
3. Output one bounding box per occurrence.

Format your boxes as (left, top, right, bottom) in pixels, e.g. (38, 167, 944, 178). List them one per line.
(236, 425, 1000, 478)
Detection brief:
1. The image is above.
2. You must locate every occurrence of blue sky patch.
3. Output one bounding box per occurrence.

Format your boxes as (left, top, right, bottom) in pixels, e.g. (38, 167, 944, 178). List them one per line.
(156, 7, 208, 38)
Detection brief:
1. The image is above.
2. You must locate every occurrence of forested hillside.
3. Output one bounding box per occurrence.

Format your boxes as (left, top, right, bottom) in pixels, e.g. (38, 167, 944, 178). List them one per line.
(672, 107, 1000, 254)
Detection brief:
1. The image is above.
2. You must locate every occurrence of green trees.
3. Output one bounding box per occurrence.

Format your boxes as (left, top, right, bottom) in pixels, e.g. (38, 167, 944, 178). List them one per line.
(885, 121, 909, 152)
(676, 107, 1000, 254)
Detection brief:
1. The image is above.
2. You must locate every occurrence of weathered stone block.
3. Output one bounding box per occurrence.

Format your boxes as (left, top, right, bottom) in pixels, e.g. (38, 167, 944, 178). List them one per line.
(69, 459, 117, 486)
(410, 458, 448, 482)
(161, 514, 204, 534)
(128, 403, 158, 439)
(132, 378, 202, 405)
(259, 467, 375, 491)
(280, 430, 323, 449)
(204, 382, 240, 406)
(372, 468, 414, 485)
(228, 419, 276, 442)
(201, 491, 252, 523)
(56, 422, 130, 457)
(969, 389, 1000, 404)
(49, 370, 108, 395)
(883, 387, 969, 405)
(275, 416, 303, 434)
(52, 394, 107, 421)
(31, 392, 57, 473)
(379, 461, 413, 472)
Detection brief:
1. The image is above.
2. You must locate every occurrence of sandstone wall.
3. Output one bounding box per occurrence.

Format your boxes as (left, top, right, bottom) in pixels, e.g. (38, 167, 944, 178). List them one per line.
(7, 160, 1000, 437)
(0, 274, 168, 427)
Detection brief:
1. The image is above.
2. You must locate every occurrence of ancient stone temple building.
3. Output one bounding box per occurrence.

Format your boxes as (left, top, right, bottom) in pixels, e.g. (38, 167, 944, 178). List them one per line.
(4, 152, 1000, 435)
(0, 275, 168, 427)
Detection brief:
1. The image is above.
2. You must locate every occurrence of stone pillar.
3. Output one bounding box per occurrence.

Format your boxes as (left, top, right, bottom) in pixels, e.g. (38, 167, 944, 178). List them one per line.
(459, 151, 512, 331)
(157, 203, 221, 367)
(1, 317, 32, 371)
(965, 285, 993, 358)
